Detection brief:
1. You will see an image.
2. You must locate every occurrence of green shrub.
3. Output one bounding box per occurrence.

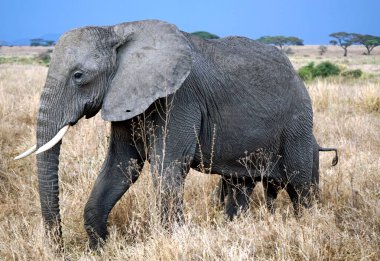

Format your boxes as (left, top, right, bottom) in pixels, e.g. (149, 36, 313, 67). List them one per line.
(298, 61, 340, 80)
(0, 56, 35, 65)
(341, 69, 363, 78)
(35, 50, 52, 66)
(298, 62, 315, 81)
(313, 61, 341, 77)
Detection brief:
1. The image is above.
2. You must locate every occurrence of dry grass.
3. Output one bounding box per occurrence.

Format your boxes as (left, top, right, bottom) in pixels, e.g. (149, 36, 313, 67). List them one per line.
(288, 46, 380, 75)
(1, 46, 380, 260)
(0, 46, 53, 56)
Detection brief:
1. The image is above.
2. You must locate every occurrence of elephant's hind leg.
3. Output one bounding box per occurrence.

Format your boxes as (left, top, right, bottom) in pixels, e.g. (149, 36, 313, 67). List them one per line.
(84, 121, 144, 249)
(282, 125, 314, 216)
(283, 156, 314, 215)
(214, 177, 228, 207)
(224, 176, 255, 220)
(262, 179, 282, 213)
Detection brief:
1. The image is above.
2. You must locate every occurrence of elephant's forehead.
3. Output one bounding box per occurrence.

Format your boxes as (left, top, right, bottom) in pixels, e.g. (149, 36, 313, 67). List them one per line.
(54, 30, 97, 61)
(50, 29, 103, 74)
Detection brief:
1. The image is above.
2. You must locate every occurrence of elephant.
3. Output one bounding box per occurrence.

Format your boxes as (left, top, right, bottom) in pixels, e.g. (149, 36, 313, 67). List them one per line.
(215, 140, 338, 218)
(15, 20, 325, 249)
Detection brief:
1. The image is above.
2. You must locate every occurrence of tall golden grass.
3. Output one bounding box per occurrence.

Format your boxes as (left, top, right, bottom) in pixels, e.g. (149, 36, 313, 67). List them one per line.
(0, 50, 379, 260)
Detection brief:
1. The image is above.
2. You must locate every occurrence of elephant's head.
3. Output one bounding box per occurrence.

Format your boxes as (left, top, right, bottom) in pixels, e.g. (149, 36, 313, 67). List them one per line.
(15, 20, 192, 243)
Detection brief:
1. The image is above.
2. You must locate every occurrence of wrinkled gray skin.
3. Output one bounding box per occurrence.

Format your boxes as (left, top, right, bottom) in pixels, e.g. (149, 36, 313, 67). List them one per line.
(216, 141, 338, 218)
(35, 20, 318, 249)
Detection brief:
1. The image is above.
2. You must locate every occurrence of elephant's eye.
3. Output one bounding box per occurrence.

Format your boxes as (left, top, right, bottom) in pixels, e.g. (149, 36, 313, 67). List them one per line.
(73, 71, 84, 84)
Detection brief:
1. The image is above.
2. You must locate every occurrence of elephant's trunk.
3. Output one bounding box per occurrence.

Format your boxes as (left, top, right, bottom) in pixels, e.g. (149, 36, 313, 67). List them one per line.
(36, 81, 65, 248)
(36, 140, 62, 242)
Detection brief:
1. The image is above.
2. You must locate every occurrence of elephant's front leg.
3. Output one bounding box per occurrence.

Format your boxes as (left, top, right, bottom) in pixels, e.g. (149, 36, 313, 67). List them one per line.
(149, 102, 201, 227)
(150, 134, 196, 227)
(151, 159, 189, 227)
(84, 121, 143, 249)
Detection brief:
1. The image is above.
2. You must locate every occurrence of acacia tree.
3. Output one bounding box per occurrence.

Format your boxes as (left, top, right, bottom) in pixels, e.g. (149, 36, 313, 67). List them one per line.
(353, 34, 380, 55)
(329, 32, 354, 56)
(256, 36, 304, 50)
(30, 38, 55, 46)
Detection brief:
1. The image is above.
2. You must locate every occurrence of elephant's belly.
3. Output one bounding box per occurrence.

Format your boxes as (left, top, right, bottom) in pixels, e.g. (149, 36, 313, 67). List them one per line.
(192, 128, 282, 178)
(191, 105, 286, 177)
(191, 154, 281, 180)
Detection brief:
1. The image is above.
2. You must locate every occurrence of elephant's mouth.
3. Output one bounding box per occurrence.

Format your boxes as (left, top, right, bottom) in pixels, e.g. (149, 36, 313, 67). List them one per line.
(85, 110, 99, 119)
(84, 100, 102, 120)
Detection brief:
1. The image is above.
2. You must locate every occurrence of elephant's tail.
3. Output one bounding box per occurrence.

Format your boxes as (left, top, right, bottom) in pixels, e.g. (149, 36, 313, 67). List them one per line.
(319, 147, 339, 166)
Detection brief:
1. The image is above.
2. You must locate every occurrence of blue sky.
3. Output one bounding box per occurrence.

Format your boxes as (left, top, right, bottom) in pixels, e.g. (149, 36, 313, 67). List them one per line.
(1, 0, 379, 44)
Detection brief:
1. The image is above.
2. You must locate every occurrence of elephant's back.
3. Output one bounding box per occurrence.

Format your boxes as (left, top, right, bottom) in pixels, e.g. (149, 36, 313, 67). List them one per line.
(185, 34, 298, 90)
(186, 33, 311, 125)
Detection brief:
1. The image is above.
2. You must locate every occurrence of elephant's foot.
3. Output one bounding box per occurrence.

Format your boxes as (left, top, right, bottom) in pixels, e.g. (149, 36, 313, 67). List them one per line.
(86, 227, 106, 251)
(84, 206, 108, 250)
(286, 184, 314, 217)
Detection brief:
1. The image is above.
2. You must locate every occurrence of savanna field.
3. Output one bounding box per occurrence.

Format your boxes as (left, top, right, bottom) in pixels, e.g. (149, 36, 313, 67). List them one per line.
(0, 45, 379, 260)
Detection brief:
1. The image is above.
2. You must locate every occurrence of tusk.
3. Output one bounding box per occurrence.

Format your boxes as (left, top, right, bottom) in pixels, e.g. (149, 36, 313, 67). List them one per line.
(35, 125, 70, 155)
(14, 145, 37, 160)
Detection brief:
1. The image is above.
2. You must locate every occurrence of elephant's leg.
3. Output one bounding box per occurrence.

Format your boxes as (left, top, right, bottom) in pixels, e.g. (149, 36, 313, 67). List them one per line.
(150, 160, 189, 227)
(311, 140, 320, 201)
(149, 99, 201, 228)
(150, 130, 197, 226)
(282, 133, 314, 216)
(262, 179, 281, 213)
(213, 177, 228, 207)
(224, 177, 255, 220)
(285, 170, 314, 216)
(285, 183, 311, 216)
(84, 121, 143, 249)
(224, 179, 236, 219)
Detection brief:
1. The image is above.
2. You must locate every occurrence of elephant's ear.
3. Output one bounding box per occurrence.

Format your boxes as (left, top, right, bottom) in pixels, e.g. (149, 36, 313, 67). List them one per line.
(102, 20, 193, 121)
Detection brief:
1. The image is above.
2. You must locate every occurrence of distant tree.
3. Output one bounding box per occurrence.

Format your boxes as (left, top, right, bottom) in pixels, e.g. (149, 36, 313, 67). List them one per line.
(329, 32, 354, 57)
(30, 38, 44, 46)
(352, 34, 380, 55)
(30, 38, 55, 46)
(318, 45, 328, 56)
(256, 36, 303, 51)
(45, 40, 55, 46)
(286, 36, 304, 46)
(191, 31, 220, 39)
